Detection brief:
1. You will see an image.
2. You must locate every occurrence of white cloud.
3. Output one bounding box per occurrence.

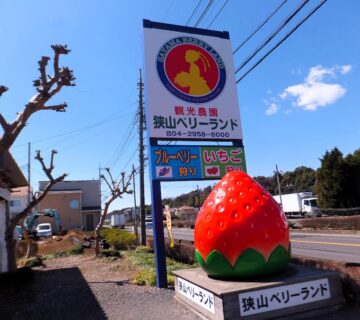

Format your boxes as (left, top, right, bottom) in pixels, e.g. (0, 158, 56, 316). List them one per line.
(305, 65, 335, 84)
(279, 65, 350, 111)
(340, 64, 352, 74)
(285, 82, 346, 111)
(265, 102, 279, 115)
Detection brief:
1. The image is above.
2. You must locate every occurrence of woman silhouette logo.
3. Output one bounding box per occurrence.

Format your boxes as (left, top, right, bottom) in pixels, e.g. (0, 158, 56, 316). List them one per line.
(157, 37, 226, 103)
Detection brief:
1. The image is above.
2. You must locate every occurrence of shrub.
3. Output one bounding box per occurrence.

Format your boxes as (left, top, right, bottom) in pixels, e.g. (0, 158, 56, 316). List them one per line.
(132, 269, 157, 286)
(100, 228, 136, 250)
(67, 244, 84, 255)
(132, 269, 174, 286)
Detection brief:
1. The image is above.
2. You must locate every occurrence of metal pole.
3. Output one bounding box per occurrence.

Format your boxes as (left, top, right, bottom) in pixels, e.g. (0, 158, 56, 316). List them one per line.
(138, 69, 146, 245)
(151, 179, 167, 287)
(132, 164, 139, 244)
(275, 164, 283, 208)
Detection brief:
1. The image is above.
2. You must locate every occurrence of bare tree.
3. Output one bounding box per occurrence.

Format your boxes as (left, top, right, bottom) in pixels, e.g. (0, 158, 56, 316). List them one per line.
(94, 169, 132, 256)
(0, 45, 75, 271)
(12, 150, 67, 261)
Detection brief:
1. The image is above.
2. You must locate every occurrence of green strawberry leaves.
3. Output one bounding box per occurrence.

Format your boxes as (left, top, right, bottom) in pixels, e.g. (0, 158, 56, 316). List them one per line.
(195, 245, 290, 279)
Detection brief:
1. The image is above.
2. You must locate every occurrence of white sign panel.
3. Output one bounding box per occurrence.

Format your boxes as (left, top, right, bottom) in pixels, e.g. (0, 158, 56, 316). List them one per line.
(176, 277, 215, 314)
(143, 21, 242, 140)
(238, 278, 331, 316)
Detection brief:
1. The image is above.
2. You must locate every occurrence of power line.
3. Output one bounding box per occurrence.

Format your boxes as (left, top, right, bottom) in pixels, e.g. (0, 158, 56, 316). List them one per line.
(235, 0, 310, 75)
(12, 102, 136, 147)
(194, 0, 215, 28)
(186, 0, 203, 26)
(109, 126, 138, 171)
(206, 0, 229, 29)
(162, 0, 175, 22)
(105, 110, 138, 168)
(233, 0, 288, 55)
(236, 0, 328, 84)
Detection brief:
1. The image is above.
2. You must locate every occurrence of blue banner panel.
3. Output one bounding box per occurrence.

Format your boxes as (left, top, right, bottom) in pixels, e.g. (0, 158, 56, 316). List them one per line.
(151, 145, 202, 180)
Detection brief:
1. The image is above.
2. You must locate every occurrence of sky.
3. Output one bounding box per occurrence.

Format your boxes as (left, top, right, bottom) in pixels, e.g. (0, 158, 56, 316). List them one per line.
(1, 0, 359, 210)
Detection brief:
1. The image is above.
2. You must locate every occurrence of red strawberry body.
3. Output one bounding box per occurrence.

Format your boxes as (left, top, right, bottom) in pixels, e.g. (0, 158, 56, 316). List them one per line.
(194, 171, 290, 278)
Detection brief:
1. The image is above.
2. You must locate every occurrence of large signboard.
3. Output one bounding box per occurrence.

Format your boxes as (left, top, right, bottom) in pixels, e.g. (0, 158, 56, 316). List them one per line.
(143, 21, 242, 140)
(151, 145, 246, 181)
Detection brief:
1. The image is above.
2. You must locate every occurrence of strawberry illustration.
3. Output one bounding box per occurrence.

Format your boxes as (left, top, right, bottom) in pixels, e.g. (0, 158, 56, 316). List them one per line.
(194, 171, 290, 278)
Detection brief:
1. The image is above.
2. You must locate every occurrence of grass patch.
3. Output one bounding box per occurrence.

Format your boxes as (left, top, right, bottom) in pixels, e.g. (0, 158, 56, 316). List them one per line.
(17, 256, 43, 268)
(125, 249, 197, 286)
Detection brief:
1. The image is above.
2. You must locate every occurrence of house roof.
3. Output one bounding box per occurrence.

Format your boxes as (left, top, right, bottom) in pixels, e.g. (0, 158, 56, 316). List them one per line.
(11, 186, 31, 197)
(0, 150, 28, 188)
(38, 180, 101, 207)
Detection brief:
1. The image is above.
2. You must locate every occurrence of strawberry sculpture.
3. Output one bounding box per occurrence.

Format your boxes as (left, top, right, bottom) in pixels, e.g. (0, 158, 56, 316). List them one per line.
(195, 171, 290, 278)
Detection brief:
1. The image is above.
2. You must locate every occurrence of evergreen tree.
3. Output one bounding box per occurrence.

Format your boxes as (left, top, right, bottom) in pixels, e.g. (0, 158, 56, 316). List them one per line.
(254, 176, 276, 194)
(344, 149, 360, 207)
(316, 148, 350, 208)
(293, 166, 316, 193)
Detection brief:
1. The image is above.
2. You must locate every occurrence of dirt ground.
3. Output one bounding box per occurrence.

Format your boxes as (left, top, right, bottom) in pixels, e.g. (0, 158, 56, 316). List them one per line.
(16, 229, 91, 258)
(1, 250, 203, 320)
(2, 231, 359, 320)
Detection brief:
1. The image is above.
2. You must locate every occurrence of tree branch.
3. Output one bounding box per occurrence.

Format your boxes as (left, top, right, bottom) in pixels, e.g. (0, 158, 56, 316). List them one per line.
(10, 150, 67, 227)
(38, 56, 50, 91)
(41, 103, 67, 112)
(94, 169, 133, 256)
(0, 45, 75, 152)
(0, 114, 10, 132)
(11, 173, 67, 227)
(100, 173, 113, 192)
(34, 150, 67, 183)
(0, 85, 8, 96)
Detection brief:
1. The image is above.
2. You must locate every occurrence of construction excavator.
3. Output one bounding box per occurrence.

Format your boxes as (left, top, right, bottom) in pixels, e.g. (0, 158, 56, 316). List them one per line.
(16, 209, 61, 238)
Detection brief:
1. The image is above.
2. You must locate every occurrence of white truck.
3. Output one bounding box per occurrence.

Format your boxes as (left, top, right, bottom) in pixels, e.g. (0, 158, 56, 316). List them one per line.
(110, 213, 127, 228)
(273, 192, 321, 218)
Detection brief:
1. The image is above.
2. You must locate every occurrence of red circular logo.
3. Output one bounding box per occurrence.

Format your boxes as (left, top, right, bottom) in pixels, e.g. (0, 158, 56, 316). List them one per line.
(157, 37, 226, 103)
(165, 44, 219, 97)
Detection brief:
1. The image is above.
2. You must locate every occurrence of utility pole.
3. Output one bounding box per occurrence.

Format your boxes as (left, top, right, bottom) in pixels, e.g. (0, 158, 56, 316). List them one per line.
(138, 69, 146, 245)
(275, 164, 283, 208)
(132, 164, 139, 244)
(196, 185, 200, 208)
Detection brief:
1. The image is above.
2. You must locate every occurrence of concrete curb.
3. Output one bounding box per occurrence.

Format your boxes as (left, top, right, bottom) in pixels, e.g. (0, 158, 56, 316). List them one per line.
(290, 229, 360, 235)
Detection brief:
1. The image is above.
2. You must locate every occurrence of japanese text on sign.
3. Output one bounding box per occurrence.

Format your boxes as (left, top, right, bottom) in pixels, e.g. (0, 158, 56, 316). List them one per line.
(151, 146, 246, 180)
(177, 277, 215, 314)
(238, 278, 330, 316)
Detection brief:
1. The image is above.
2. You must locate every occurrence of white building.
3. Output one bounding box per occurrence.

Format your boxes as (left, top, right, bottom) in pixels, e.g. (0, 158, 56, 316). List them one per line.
(9, 186, 31, 218)
(0, 151, 28, 272)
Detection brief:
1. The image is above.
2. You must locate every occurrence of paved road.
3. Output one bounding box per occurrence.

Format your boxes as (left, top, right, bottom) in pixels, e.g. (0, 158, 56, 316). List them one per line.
(161, 228, 360, 264)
